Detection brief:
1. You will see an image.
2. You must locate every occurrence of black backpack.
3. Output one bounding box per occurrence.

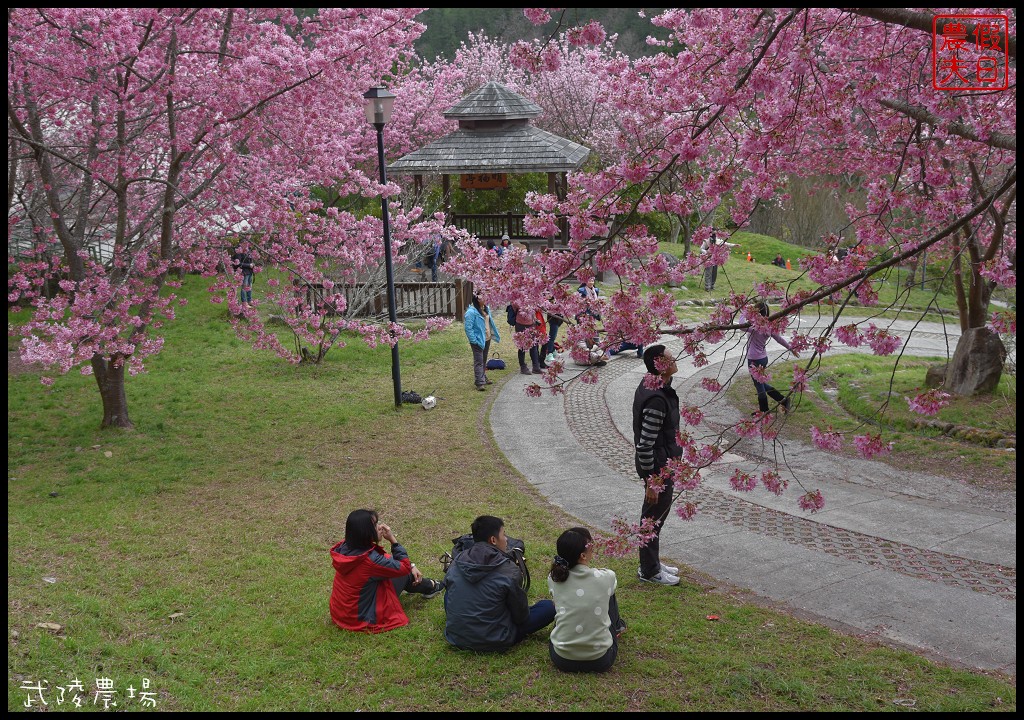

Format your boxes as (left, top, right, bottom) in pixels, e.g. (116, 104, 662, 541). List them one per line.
(439, 533, 530, 592)
(505, 304, 517, 326)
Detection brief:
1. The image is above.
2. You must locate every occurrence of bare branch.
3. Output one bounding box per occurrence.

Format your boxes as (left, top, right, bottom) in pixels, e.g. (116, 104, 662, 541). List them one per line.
(879, 99, 1016, 152)
(845, 7, 1016, 60)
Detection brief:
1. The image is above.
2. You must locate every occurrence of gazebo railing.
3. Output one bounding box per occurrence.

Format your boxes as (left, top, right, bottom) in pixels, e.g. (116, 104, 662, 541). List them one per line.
(303, 279, 472, 320)
(450, 212, 568, 245)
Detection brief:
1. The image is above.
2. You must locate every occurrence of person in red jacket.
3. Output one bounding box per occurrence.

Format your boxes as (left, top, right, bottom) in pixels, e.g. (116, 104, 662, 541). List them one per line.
(329, 509, 443, 633)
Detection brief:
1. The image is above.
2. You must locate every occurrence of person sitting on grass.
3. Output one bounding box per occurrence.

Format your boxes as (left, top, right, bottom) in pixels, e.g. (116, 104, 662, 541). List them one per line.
(547, 527, 626, 673)
(443, 515, 555, 652)
(329, 509, 443, 633)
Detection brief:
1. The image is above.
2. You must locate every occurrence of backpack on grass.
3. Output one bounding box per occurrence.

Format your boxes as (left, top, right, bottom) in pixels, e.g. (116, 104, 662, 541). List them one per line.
(439, 533, 530, 592)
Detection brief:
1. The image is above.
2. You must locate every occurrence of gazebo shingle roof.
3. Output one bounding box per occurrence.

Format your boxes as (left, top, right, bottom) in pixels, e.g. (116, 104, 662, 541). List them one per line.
(443, 81, 542, 121)
(387, 81, 589, 175)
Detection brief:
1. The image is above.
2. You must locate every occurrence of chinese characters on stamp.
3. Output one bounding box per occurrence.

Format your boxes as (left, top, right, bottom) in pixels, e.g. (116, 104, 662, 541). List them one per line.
(933, 14, 1009, 91)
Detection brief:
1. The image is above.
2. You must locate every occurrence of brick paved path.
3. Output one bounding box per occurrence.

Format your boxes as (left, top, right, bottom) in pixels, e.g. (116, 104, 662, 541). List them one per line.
(565, 354, 1016, 601)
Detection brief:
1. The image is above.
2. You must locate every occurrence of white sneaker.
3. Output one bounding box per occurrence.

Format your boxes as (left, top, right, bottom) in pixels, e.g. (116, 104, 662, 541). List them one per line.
(660, 562, 679, 575)
(637, 570, 680, 586)
(544, 352, 556, 364)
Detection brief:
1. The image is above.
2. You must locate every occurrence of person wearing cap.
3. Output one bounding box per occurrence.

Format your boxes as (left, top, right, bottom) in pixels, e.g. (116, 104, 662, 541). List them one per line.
(497, 234, 511, 257)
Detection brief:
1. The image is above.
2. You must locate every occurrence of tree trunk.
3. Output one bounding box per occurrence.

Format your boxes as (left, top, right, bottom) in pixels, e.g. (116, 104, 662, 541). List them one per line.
(903, 258, 918, 290)
(91, 353, 134, 429)
(667, 213, 681, 244)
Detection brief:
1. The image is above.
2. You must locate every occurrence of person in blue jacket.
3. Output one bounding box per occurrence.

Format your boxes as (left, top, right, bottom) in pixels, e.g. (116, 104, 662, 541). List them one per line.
(464, 293, 501, 391)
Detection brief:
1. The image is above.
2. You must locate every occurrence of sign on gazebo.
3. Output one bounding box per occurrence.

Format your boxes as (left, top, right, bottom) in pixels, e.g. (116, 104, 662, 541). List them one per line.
(460, 173, 507, 189)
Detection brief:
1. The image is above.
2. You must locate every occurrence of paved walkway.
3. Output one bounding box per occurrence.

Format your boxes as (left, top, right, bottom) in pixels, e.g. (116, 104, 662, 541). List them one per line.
(489, 317, 1016, 675)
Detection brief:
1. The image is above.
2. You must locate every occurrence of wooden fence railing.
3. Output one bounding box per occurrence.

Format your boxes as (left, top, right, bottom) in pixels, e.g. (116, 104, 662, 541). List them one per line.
(304, 280, 472, 320)
(450, 212, 569, 247)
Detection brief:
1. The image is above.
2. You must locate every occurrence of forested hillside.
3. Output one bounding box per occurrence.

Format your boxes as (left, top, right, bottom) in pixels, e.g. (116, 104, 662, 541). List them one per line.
(414, 8, 669, 59)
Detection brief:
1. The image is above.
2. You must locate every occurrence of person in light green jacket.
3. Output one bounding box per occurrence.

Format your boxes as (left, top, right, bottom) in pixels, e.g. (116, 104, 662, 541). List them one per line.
(547, 527, 626, 673)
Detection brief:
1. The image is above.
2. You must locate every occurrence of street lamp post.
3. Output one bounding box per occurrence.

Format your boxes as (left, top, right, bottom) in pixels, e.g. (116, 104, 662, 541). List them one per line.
(364, 86, 402, 408)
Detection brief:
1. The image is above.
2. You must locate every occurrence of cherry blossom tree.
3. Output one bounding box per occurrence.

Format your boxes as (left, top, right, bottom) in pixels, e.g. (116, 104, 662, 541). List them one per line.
(440, 8, 1015, 521)
(8, 7, 451, 428)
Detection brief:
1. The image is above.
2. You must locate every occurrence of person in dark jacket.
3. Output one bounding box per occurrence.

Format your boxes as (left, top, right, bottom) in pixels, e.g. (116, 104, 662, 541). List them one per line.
(443, 515, 555, 651)
(633, 345, 684, 586)
(231, 247, 255, 305)
(329, 509, 443, 633)
(512, 305, 544, 375)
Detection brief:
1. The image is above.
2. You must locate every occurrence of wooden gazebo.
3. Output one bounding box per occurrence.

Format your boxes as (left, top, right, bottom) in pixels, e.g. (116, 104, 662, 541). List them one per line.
(387, 81, 590, 249)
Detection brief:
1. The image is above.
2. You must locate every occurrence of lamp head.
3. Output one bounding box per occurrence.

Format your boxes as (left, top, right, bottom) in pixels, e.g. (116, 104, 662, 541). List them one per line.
(363, 86, 395, 126)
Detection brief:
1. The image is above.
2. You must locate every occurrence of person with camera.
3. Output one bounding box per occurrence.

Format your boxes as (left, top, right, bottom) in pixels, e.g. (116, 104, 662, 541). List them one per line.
(329, 509, 443, 633)
(443, 515, 555, 652)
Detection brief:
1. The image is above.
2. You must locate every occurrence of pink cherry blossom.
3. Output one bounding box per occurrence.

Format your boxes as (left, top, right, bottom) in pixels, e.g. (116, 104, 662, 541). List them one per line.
(663, 458, 702, 492)
(679, 405, 704, 426)
(798, 490, 826, 513)
(748, 363, 772, 385)
(810, 426, 843, 451)
(905, 389, 951, 416)
(760, 471, 788, 496)
(989, 312, 1016, 335)
(700, 378, 723, 393)
(789, 366, 809, 394)
(675, 501, 699, 520)
(835, 324, 863, 347)
(642, 372, 665, 390)
(729, 470, 757, 492)
(853, 433, 894, 458)
(523, 8, 552, 25)
(864, 325, 902, 356)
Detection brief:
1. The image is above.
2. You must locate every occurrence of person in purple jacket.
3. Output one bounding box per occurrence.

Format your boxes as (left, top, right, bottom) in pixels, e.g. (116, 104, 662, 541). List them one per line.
(745, 301, 800, 414)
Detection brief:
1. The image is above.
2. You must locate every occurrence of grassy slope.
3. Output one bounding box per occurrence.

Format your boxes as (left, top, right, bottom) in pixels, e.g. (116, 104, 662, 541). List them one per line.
(659, 231, 1005, 325)
(7, 268, 1016, 711)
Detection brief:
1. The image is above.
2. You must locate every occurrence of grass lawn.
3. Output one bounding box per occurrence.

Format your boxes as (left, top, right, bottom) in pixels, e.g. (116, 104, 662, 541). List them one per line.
(7, 275, 1017, 711)
(658, 232, 1016, 326)
(725, 354, 1016, 491)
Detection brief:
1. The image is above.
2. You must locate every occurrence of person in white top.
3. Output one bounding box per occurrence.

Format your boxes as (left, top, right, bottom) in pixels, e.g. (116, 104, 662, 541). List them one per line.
(700, 230, 738, 291)
(547, 527, 626, 673)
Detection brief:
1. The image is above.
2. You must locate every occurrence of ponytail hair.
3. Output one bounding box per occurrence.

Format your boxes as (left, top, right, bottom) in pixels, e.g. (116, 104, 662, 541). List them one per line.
(549, 527, 593, 583)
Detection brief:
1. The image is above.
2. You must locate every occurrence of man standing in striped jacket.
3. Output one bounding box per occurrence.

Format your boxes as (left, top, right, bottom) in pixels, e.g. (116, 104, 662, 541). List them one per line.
(632, 345, 683, 586)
